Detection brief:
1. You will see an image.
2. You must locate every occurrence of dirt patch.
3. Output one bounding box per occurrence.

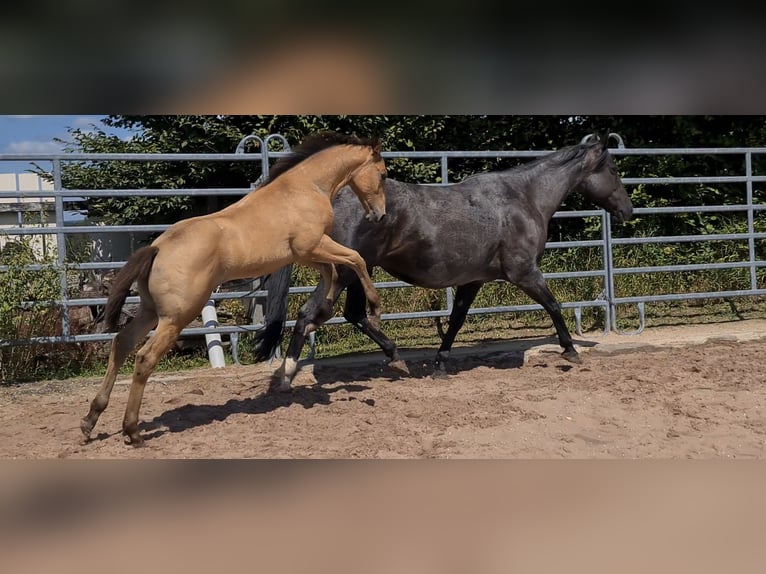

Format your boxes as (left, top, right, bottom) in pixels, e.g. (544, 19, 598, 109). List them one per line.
(2, 321, 766, 459)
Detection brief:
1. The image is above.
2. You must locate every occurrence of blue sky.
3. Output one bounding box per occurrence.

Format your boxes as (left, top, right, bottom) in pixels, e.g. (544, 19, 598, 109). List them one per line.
(0, 115, 133, 174)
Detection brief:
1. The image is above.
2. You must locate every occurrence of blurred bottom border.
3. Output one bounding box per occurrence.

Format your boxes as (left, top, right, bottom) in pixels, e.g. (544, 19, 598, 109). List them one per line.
(1, 459, 765, 574)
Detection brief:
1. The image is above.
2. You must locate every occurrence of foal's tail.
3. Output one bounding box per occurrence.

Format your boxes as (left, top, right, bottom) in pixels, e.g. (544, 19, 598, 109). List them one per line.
(251, 264, 292, 362)
(102, 246, 159, 332)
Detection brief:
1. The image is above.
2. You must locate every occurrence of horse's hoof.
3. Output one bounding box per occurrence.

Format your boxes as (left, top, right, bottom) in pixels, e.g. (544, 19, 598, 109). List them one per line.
(269, 374, 292, 393)
(562, 350, 582, 364)
(387, 359, 410, 376)
(431, 368, 449, 380)
(123, 433, 144, 447)
(80, 419, 93, 439)
(269, 376, 292, 393)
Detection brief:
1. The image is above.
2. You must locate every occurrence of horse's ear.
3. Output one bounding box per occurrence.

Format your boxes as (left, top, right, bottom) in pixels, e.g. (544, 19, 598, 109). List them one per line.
(371, 138, 382, 155)
(583, 135, 606, 169)
(599, 131, 611, 150)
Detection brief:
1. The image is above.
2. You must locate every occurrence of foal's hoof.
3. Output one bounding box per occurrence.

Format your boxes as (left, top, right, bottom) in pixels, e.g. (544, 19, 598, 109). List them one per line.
(80, 418, 94, 440)
(387, 359, 410, 376)
(562, 350, 582, 364)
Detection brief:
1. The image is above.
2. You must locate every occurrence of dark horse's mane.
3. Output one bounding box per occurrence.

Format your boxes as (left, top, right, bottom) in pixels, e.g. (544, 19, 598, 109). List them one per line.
(265, 131, 381, 184)
(521, 141, 608, 172)
(458, 141, 608, 186)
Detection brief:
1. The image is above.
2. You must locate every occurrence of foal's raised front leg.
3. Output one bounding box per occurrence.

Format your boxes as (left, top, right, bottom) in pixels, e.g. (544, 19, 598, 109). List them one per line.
(302, 235, 381, 328)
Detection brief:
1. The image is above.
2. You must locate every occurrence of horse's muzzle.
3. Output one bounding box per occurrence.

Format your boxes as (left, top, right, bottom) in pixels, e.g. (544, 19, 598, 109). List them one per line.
(366, 207, 386, 222)
(616, 204, 634, 223)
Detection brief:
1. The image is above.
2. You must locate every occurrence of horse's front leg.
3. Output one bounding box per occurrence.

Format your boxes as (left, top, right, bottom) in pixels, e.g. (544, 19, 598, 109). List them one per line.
(510, 268, 581, 364)
(302, 235, 381, 329)
(273, 264, 342, 392)
(343, 277, 409, 376)
(432, 282, 483, 378)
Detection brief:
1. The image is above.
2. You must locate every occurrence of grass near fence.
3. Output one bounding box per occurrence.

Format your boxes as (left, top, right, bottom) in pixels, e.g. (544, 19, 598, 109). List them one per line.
(4, 238, 766, 384)
(235, 240, 766, 363)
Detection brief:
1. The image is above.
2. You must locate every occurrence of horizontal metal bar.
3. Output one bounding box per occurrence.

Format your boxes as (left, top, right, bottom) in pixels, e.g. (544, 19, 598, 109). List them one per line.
(4, 146, 766, 165)
(0, 188, 250, 199)
(613, 261, 766, 274)
(621, 176, 750, 185)
(0, 153, 275, 162)
(0, 323, 267, 347)
(631, 205, 766, 215)
(0, 225, 170, 235)
(544, 240, 605, 249)
(612, 232, 766, 245)
(609, 148, 766, 155)
(285, 299, 609, 328)
(613, 289, 766, 305)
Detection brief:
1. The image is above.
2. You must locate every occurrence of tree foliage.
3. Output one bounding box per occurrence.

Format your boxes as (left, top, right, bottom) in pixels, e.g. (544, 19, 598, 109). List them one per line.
(55, 115, 766, 235)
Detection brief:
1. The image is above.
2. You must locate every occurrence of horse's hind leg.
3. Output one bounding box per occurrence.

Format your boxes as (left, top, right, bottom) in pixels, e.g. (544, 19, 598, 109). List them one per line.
(274, 266, 344, 392)
(80, 306, 158, 441)
(433, 282, 482, 378)
(343, 278, 409, 376)
(510, 268, 581, 363)
(122, 318, 183, 445)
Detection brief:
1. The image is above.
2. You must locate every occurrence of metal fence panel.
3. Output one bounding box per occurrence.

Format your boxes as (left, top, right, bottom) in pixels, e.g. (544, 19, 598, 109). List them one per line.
(2, 137, 765, 357)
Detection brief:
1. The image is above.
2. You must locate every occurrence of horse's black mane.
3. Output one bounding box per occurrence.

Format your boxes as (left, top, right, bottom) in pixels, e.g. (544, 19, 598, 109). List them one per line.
(266, 131, 381, 183)
(523, 141, 607, 171)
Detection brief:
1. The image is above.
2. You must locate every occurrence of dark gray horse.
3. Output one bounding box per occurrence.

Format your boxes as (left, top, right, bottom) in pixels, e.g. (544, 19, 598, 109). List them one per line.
(254, 134, 633, 390)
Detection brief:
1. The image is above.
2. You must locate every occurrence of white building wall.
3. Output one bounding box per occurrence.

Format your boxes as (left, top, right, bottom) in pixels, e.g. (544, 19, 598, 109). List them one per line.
(0, 173, 56, 259)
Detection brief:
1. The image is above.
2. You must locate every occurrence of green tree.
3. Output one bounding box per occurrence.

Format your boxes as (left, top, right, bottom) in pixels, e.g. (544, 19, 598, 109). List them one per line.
(52, 115, 766, 237)
(54, 115, 588, 226)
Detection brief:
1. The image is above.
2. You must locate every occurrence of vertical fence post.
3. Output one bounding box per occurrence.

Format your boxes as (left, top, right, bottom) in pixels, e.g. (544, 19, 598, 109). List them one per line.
(746, 151, 757, 290)
(264, 135, 291, 360)
(52, 159, 70, 339)
(441, 155, 453, 318)
(232, 135, 268, 365)
(603, 211, 614, 334)
(201, 299, 226, 368)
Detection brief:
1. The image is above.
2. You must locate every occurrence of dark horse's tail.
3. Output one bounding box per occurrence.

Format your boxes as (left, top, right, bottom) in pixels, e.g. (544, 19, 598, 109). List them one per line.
(102, 246, 159, 332)
(250, 264, 293, 361)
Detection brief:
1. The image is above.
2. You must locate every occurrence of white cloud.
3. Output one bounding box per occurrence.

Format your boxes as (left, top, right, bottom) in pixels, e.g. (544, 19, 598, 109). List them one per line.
(4, 140, 64, 154)
(71, 116, 101, 129)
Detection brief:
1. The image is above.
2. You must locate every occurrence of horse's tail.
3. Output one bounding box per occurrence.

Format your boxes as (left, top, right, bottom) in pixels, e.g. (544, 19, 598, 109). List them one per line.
(251, 264, 292, 362)
(102, 245, 159, 332)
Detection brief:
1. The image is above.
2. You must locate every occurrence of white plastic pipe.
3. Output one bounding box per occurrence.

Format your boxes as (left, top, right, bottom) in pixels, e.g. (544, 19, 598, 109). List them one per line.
(201, 299, 226, 368)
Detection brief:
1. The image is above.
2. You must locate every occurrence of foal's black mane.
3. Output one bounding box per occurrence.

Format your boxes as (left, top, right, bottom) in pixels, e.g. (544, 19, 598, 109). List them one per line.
(266, 131, 381, 183)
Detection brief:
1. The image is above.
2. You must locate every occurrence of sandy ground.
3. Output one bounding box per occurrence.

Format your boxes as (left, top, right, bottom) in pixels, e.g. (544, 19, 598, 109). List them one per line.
(2, 319, 766, 459)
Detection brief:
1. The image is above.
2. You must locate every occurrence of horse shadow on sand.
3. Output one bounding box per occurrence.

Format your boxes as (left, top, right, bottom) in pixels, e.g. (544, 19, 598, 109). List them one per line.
(309, 334, 598, 385)
(126, 335, 596, 442)
(135, 379, 372, 441)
